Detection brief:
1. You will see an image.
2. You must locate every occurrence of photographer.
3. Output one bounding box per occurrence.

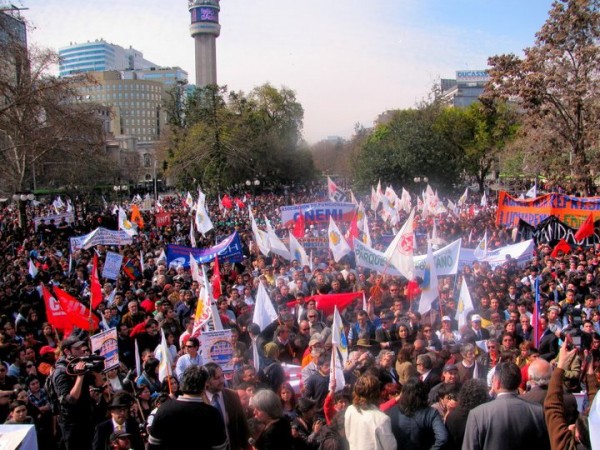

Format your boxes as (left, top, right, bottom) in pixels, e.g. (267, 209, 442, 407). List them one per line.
(52, 336, 104, 450)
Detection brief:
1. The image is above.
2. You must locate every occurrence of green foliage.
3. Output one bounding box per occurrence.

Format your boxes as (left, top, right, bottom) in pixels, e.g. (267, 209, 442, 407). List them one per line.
(486, 0, 600, 193)
(165, 83, 313, 191)
(353, 103, 462, 193)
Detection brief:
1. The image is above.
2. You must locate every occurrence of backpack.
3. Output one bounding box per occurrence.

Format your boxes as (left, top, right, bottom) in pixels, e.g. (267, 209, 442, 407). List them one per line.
(44, 366, 64, 415)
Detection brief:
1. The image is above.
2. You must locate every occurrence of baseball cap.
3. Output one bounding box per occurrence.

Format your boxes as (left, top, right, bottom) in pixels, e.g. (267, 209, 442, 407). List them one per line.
(109, 430, 132, 442)
(471, 314, 482, 322)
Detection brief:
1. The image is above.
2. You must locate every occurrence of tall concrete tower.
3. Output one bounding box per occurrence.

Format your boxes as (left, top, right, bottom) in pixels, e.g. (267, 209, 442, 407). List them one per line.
(188, 0, 220, 87)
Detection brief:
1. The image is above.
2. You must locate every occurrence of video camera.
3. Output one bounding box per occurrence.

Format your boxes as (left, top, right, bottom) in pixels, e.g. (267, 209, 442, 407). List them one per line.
(66, 354, 106, 376)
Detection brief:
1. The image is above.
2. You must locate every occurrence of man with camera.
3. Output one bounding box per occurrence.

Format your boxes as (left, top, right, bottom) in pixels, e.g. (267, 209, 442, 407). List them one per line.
(52, 335, 104, 450)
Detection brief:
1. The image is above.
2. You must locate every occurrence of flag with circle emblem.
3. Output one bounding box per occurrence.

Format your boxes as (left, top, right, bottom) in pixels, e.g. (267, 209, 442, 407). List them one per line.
(328, 217, 351, 262)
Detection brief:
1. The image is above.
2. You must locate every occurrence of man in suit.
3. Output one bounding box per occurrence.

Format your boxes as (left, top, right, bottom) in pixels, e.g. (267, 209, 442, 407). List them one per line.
(461, 314, 490, 344)
(520, 358, 579, 425)
(203, 362, 250, 450)
(93, 396, 144, 450)
(462, 362, 550, 450)
(416, 354, 441, 395)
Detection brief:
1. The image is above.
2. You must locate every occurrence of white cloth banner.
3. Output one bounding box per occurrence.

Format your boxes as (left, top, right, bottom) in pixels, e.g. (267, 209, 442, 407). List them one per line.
(102, 251, 123, 280)
(70, 228, 134, 253)
(354, 238, 462, 277)
(459, 239, 534, 269)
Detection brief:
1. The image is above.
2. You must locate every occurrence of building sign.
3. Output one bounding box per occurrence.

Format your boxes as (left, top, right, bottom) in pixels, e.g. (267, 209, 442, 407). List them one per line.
(456, 70, 489, 82)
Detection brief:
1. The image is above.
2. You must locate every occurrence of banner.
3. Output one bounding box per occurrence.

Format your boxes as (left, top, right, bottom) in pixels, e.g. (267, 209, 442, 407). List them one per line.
(497, 191, 600, 228)
(280, 202, 356, 227)
(90, 328, 119, 372)
(532, 215, 600, 247)
(33, 212, 75, 231)
(354, 238, 462, 277)
(459, 240, 535, 269)
(166, 232, 244, 268)
(102, 251, 123, 280)
(70, 227, 134, 253)
(200, 329, 234, 373)
(155, 212, 172, 228)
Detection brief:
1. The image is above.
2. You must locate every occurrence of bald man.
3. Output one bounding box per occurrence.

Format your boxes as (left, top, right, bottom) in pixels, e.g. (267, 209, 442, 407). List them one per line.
(520, 358, 579, 425)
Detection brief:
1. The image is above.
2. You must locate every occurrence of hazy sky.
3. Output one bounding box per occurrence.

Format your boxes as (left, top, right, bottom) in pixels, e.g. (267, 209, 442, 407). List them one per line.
(19, 0, 554, 143)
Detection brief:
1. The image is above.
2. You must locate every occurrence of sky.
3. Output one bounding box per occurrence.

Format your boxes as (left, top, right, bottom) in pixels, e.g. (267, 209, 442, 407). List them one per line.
(15, 0, 555, 144)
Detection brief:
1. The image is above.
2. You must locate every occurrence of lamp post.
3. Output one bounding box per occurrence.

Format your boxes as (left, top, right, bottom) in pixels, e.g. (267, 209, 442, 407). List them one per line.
(246, 179, 260, 205)
(414, 176, 429, 192)
(12, 193, 34, 229)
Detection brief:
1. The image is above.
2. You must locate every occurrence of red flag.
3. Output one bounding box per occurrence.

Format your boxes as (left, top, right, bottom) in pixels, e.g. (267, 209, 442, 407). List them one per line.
(345, 211, 360, 249)
(222, 194, 233, 209)
(90, 254, 104, 310)
(211, 256, 222, 299)
(574, 213, 595, 242)
(286, 292, 363, 317)
(53, 286, 99, 332)
(550, 239, 572, 258)
(292, 212, 305, 238)
(41, 284, 72, 334)
(234, 197, 245, 209)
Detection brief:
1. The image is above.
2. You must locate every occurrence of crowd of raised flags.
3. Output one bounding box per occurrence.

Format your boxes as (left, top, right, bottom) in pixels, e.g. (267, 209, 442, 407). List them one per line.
(17, 176, 600, 450)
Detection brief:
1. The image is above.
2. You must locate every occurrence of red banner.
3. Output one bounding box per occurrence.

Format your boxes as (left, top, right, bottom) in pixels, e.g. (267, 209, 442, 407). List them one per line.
(41, 284, 72, 334)
(155, 212, 172, 228)
(287, 291, 363, 317)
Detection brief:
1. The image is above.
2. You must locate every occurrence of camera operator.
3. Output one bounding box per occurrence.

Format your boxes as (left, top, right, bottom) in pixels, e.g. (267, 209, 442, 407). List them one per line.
(52, 336, 104, 450)
(555, 325, 583, 393)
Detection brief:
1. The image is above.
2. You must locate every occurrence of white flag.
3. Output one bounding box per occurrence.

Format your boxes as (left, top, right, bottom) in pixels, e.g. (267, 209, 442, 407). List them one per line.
(362, 211, 372, 247)
(28, 259, 38, 279)
(185, 191, 195, 209)
(370, 186, 380, 211)
(195, 196, 213, 235)
(252, 281, 278, 331)
(455, 277, 474, 329)
(458, 187, 468, 206)
(118, 207, 137, 237)
(332, 306, 348, 366)
(327, 176, 339, 202)
(134, 339, 141, 379)
(480, 192, 487, 207)
(473, 231, 488, 260)
(250, 209, 270, 257)
(265, 218, 291, 259)
(189, 218, 197, 248)
(525, 183, 537, 199)
(418, 241, 439, 314)
(328, 217, 351, 262)
(289, 232, 310, 267)
(384, 209, 415, 280)
(140, 251, 145, 273)
(157, 328, 173, 382)
(202, 265, 223, 332)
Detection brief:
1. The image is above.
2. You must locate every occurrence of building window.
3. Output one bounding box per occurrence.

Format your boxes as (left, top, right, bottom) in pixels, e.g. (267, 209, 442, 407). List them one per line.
(143, 153, 151, 167)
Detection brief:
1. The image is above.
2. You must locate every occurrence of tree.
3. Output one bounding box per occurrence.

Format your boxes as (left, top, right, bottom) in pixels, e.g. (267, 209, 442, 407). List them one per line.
(0, 18, 106, 194)
(166, 83, 314, 190)
(486, 0, 600, 194)
(353, 101, 462, 193)
(434, 100, 520, 192)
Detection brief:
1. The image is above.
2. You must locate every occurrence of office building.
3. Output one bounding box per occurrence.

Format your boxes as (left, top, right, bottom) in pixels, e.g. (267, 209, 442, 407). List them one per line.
(441, 70, 490, 107)
(59, 40, 156, 77)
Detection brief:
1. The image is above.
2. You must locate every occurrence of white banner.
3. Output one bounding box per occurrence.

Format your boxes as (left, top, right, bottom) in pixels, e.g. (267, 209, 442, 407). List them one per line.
(90, 327, 119, 372)
(33, 212, 75, 231)
(354, 238, 462, 277)
(459, 239, 534, 269)
(102, 251, 123, 280)
(200, 329, 234, 373)
(70, 227, 134, 253)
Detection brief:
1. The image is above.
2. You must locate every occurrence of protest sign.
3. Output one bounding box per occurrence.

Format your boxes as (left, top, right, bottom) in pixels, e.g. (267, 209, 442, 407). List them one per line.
(280, 202, 356, 227)
(70, 227, 134, 252)
(166, 232, 244, 268)
(102, 251, 123, 280)
(200, 329, 234, 373)
(90, 328, 119, 372)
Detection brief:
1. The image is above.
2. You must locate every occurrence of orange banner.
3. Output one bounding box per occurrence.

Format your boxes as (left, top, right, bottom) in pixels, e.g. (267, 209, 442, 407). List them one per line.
(496, 191, 600, 228)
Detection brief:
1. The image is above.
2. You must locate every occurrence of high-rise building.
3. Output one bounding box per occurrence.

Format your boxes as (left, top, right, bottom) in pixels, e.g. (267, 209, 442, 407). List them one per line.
(59, 40, 156, 77)
(441, 70, 490, 107)
(0, 8, 26, 46)
(188, 0, 220, 87)
(74, 71, 168, 142)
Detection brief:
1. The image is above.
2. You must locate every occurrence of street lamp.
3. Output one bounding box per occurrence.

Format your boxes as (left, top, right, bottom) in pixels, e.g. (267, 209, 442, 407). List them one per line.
(12, 192, 34, 229)
(413, 176, 429, 184)
(246, 179, 260, 204)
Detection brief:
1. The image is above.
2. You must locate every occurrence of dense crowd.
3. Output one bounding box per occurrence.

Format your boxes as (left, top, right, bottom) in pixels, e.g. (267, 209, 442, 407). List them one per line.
(0, 182, 597, 450)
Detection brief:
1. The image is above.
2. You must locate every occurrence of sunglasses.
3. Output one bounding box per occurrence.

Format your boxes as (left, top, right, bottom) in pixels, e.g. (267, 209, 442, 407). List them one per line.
(185, 345, 196, 349)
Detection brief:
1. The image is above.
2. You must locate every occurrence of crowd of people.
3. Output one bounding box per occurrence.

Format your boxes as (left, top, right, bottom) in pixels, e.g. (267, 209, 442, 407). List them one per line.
(0, 181, 597, 450)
